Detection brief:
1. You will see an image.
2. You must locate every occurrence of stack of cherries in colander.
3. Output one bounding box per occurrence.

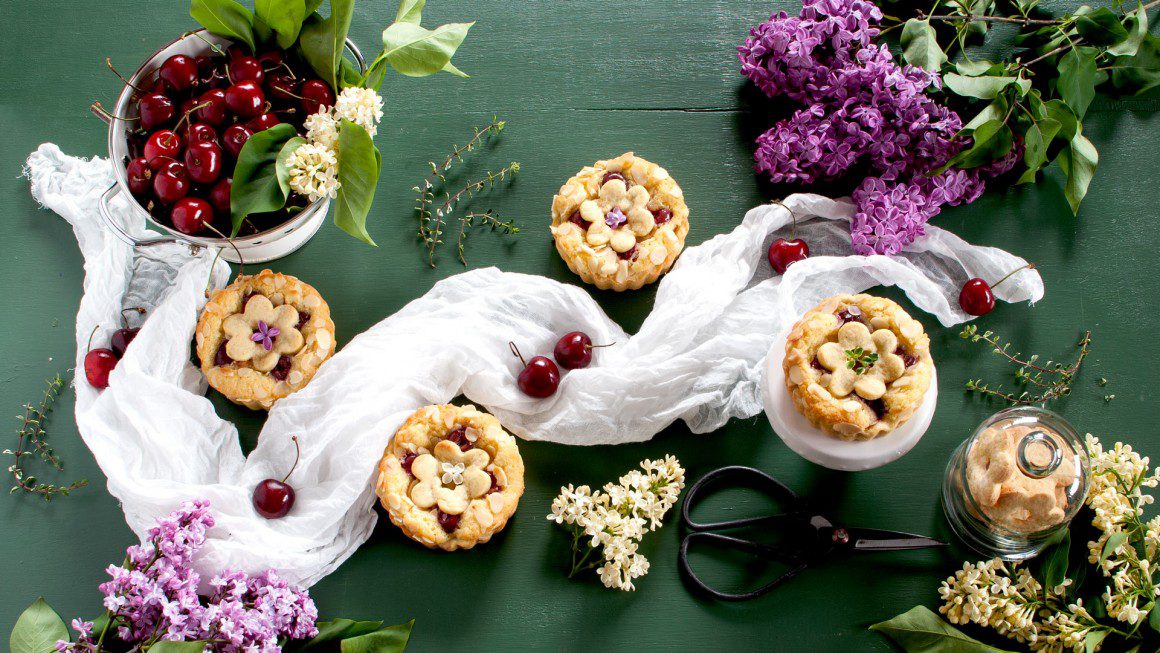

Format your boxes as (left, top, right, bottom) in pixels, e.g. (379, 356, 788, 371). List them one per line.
(123, 45, 335, 237)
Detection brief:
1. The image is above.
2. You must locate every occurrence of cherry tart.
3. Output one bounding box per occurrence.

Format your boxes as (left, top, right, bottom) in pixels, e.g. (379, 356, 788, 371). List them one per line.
(195, 269, 336, 410)
(376, 404, 525, 552)
(782, 294, 933, 441)
(550, 152, 689, 291)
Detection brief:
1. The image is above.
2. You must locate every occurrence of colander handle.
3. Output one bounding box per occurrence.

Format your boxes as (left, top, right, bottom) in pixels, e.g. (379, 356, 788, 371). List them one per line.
(97, 184, 181, 249)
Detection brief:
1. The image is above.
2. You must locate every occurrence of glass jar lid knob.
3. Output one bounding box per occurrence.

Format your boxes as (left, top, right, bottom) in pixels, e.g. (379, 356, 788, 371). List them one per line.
(1017, 430, 1062, 479)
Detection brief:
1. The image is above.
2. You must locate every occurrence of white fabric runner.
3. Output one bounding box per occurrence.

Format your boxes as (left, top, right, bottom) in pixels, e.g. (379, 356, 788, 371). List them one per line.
(25, 143, 1043, 587)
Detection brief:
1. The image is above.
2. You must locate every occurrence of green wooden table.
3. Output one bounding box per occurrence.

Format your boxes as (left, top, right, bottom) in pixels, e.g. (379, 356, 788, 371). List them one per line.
(1, 1, 1156, 650)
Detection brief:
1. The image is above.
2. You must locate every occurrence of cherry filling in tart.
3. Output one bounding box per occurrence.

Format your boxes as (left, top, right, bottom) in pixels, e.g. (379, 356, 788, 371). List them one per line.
(782, 294, 934, 441)
(550, 152, 689, 292)
(376, 404, 525, 551)
(195, 269, 336, 411)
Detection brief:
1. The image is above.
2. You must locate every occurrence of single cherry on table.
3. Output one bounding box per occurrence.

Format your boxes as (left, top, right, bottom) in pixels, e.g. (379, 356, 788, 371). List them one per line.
(553, 331, 612, 370)
(959, 263, 1035, 317)
(253, 435, 302, 519)
(767, 202, 810, 274)
(510, 342, 560, 398)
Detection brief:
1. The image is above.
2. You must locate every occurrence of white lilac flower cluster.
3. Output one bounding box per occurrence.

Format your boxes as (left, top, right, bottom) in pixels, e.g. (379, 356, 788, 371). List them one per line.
(547, 456, 685, 591)
(938, 434, 1160, 652)
(288, 86, 384, 202)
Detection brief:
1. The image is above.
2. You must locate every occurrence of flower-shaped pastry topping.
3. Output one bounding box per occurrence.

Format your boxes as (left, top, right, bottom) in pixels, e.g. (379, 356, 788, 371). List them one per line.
(222, 295, 305, 373)
(410, 440, 491, 515)
(816, 321, 905, 400)
(579, 177, 657, 252)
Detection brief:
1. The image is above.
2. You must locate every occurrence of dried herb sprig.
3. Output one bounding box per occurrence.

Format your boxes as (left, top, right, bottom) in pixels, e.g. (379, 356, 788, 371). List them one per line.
(414, 118, 520, 267)
(961, 325, 1092, 405)
(5, 375, 87, 499)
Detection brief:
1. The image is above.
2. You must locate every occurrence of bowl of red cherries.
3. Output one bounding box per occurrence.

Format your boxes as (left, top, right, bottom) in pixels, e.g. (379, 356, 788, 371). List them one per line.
(94, 30, 363, 263)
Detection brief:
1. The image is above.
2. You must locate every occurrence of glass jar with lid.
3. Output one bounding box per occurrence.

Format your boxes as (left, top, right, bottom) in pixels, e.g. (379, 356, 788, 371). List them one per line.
(942, 406, 1089, 560)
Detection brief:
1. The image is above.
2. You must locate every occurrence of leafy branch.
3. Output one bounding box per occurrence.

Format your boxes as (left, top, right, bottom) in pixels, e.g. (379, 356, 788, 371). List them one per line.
(5, 375, 87, 500)
(892, 0, 1160, 214)
(414, 119, 521, 267)
(960, 325, 1092, 405)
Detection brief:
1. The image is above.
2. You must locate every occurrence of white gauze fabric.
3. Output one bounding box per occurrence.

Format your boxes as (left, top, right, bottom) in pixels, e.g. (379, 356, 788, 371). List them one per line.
(26, 144, 1043, 586)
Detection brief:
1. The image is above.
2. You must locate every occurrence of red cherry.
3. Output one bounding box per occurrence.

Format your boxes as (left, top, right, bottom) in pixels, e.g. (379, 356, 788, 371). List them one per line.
(247, 112, 281, 133)
(84, 348, 118, 389)
(300, 79, 335, 114)
(143, 130, 182, 163)
(170, 197, 213, 234)
(252, 479, 295, 518)
(147, 155, 177, 172)
(126, 157, 153, 196)
(153, 161, 191, 205)
(652, 207, 672, 225)
(400, 453, 418, 475)
(137, 92, 175, 130)
(225, 81, 266, 118)
(209, 177, 232, 215)
(221, 124, 253, 157)
(266, 73, 299, 101)
(602, 172, 627, 185)
(768, 238, 809, 274)
(111, 328, 139, 357)
(252, 435, 301, 519)
(437, 510, 461, 533)
(196, 89, 229, 125)
(256, 50, 284, 69)
(229, 56, 265, 84)
(958, 263, 1035, 316)
(184, 122, 218, 145)
(553, 331, 602, 370)
(446, 426, 473, 452)
(510, 342, 560, 398)
(227, 45, 249, 60)
(195, 55, 215, 77)
(184, 141, 224, 184)
(158, 55, 198, 92)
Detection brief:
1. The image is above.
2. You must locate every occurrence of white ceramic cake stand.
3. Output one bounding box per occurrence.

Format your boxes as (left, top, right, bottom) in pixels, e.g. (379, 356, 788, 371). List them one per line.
(762, 328, 938, 471)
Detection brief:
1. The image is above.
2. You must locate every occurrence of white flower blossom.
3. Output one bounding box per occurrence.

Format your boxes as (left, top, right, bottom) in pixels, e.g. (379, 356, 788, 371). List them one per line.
(286, 143, 340, 202)
(304, 109, 340, 150)
(333, 86, 384, 138)
(440, 461, 465, 486)
(546, 456, 685, 591)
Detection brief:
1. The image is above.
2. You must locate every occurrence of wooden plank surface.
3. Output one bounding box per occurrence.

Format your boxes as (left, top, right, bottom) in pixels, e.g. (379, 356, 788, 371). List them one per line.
(0, 1, 1156, 650)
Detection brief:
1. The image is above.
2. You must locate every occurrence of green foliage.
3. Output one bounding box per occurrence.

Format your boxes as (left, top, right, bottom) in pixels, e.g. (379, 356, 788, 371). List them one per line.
(844, 347, 879, 374)
(6, 374, 85, 499)
(150, 642, 208, 653)
(284, 618, 414, 652)
(869, 606, 1016, 652)
(359, 0, 473, 86)
(10, 599, 68, 653)
(229, 123, 298, 235)
(255, 0, 306, 49)
(333, 120, 381, 246)
(959, 325, 1091, 405)
(887, 0, 1160, 214)
(298, 0, 355, 90)
(190, 0, 256, 51)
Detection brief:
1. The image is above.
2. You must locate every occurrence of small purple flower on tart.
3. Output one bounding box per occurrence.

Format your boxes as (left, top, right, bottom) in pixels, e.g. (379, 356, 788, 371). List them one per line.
(605, 207, 628, 230)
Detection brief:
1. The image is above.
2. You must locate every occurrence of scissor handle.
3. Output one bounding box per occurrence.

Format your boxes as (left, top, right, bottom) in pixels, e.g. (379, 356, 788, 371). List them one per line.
(681, 466, 805, 531)
(678, 532, 809, 602)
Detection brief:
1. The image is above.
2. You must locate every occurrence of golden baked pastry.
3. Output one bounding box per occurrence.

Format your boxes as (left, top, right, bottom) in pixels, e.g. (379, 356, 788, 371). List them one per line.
(782, 294, 933, 440)
(966, 422, 1075, 533)
(376, 404, 525, 551)
(550, 152, 689, 291)
(195, 269, 336, 410)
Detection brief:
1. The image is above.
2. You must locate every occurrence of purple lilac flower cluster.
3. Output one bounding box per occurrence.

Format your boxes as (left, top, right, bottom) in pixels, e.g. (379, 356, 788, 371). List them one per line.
(738, 0, 1019, 254)
(57, 500, 318, 653)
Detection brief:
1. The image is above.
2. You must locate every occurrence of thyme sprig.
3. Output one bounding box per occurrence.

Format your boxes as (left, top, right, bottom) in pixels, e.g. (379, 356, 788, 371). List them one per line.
(5, 375, 87, 499)
(845, 347, 879, 375)
(414, 118, 521, 267)
(961, 325, 1092, 405)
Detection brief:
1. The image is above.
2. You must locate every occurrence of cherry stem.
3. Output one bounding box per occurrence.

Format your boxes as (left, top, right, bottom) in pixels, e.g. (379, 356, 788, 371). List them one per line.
(175, 101, 212, 133)
(274, 61, 297, 78)
(991, 262, 1035, 290)
(182, 31, 228, 57)
(90, 101, 140, 123)
(508, 342, 527, 367)
(281, 435, 301, 483)
(586, 342, 615, 351)
(86, 325, 99, 353)
(106, 58, 143, 92)
(120, 307, 146, 328)
(771, 199, 797, 239)
(203, 223, 245, 279)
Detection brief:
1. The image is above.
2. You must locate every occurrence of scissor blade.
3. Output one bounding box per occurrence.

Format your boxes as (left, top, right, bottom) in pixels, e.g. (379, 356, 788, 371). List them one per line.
(846, 527, 946, 551)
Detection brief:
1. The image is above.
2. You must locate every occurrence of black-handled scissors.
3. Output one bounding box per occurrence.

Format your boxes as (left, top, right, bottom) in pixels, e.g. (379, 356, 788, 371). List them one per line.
(677, 466, 946, 601)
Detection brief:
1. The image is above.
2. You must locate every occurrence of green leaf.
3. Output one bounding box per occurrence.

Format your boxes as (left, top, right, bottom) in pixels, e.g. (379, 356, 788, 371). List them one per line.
(299, 0, 355, 90)
(1045, 100, 1078, 140)
(190, 0, 256, 52)
(256, 0, 307, 50)
(1041, 530, 1071, 589)
(338, 56, 364, 89)
(948, 120, 1013, 169)
(150, 642, 208, 653)
(1058, 47, 1098, 119)
(869, 606, 1015, 652)
(1074, 7, 1129, 46)
(1149, 603, 1160, 634)
(288, 618, 387, 650)
(901, 19, 946, 72)
(276, 135, 307, 194)
(305, 0, 323, 14)
(1109, 36, 1160, 95)
(333, 120, 380, 245)
(955, 59, 996, 76)
(964, 98, 1007, 130)
(381, 21, 474, 77)
(1109, 2, 1148, 56)
(1100, 531, 1129, 565)
(1017, 117, 1061, 184)
(943, 73, 1021, 99)
(230, 123, 297, 234)
(10, 598, 68, 653)
(1059, 129, 1099, 215)
(395, 0, 425, 24)
(340, 620, 414, 653)
(1084, 629, 1110, 653)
